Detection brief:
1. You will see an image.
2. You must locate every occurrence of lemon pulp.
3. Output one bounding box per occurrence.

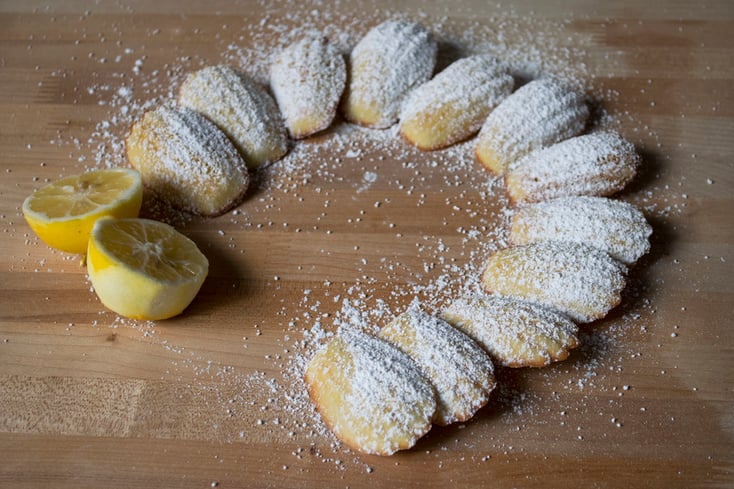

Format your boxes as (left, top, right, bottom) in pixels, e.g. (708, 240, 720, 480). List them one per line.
(22, 168, 143, 254)
(87, 217, 209, 320)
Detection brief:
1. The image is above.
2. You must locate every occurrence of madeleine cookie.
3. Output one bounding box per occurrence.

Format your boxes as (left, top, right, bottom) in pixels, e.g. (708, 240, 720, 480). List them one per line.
(126, 105, 249, 217)
(342, 20, 437, 128)
(304, 329, 436, 456)
(399, 54, 513, 150)
(510, 196, 652, 265)
(378, 307, 496, 425)
(270, 35, 346, 139)
(481, 241, 627, 323)
(178, 65, 288, 169)
(505, 131, 640, 204)
(474, 78, 589, 175)
(442, 295, 579, 368)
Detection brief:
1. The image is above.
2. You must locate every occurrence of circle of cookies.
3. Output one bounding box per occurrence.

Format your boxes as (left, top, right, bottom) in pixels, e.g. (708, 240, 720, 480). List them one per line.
(126, 19, 652, 456)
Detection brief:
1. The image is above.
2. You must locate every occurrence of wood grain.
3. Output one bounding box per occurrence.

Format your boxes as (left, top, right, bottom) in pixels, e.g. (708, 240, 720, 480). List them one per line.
(1, 1, 733, 488)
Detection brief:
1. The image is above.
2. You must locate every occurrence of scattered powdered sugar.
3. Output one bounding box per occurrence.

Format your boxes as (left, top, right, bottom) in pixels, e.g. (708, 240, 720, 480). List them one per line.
(19, 2, 682, 475)
(356, 170, 378, 193)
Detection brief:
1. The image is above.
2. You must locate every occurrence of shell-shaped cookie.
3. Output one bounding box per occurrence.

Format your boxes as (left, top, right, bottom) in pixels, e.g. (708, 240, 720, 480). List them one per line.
(342, 20, 437, 128)
(378, 307, 496, 425)
(441, 295, 579, 368)
(510, 196, 652, 265)
(480, 241, 627, 323)
(270, 35, 346, 139)
(178, 65, 288, 169)
(399, 54, 514, 150)
(126, 105, 249, 217)
(304, 328, 436, 456)
(475, 78, 589, 175)
(505, 131, 640, 204)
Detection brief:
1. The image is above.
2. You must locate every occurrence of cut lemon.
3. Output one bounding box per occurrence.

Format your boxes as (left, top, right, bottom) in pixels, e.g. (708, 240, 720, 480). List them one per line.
(87, 217, 209, 320)
(22, 168, 143, 254)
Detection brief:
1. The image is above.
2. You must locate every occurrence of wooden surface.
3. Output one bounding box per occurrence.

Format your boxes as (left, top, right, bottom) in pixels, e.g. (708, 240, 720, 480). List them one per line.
(1, 1, 733, 487)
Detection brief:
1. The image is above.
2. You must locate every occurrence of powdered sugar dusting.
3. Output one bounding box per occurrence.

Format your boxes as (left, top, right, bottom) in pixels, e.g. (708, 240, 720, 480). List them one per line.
(399, 54, 514, 150)
(306, 328, 436, 455)
(506, 131, 641, 203)
(475, 78, 589, 173)
(270, 35, 346, 139)
(343, 20, 437, 128)
(482, 241, 627, 323)
(510, 196, 652, 265)
(22, 1, 679, 476)
(128, 105, 249, 216)
(178, 65, 288, 168)
(378, 304, 495, 425)
(442, 294, 579, 367)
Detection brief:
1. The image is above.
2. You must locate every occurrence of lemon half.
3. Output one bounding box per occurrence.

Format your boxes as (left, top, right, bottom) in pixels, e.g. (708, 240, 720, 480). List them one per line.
(22, 168, 143, 254)
(87, 217, 209, 320)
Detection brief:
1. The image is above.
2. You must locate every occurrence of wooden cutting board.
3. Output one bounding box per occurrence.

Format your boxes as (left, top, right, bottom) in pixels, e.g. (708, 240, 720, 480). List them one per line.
(1, 1, 732, 487)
